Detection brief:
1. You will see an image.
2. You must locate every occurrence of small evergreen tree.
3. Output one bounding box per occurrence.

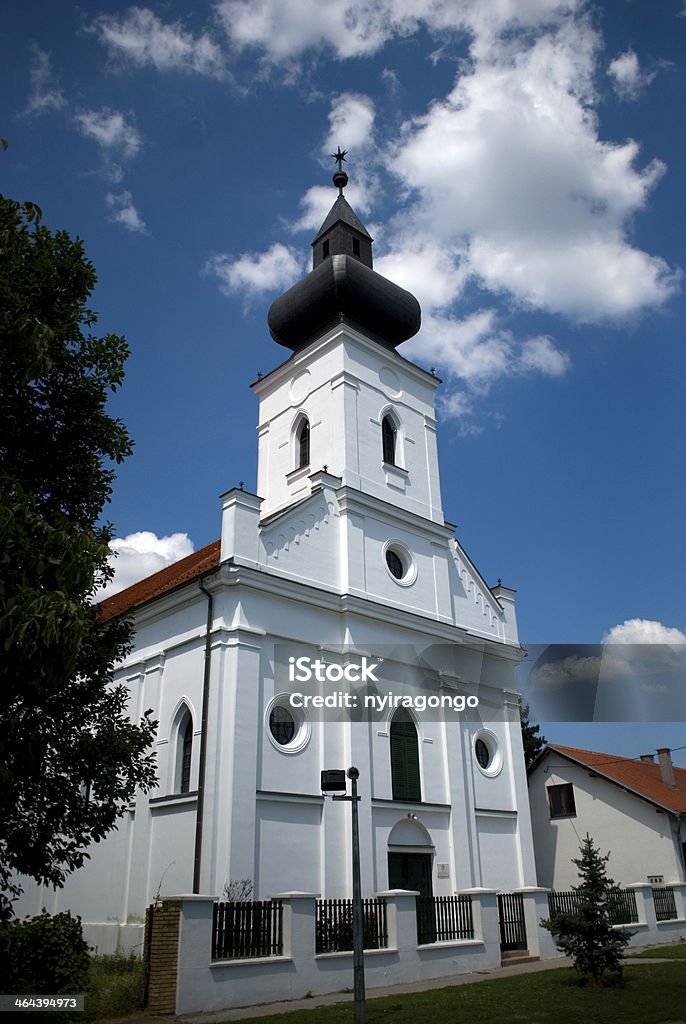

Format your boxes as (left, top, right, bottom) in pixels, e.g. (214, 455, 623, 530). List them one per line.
(519, 697, 546, 768)
(543, 834, 631, 984)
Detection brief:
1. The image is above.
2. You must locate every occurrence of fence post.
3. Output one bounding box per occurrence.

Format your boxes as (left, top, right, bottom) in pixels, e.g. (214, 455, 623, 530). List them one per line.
(373, 890, 419, 952)
(459, 888, 499, 965)
(164, 895, 216, 1015)
(624, 883, 655, 945)
(271, 892, 319, 961)
(144, 899, 181, 1015)
(671, 882, 686, 922)
(512, 887, 559, 960)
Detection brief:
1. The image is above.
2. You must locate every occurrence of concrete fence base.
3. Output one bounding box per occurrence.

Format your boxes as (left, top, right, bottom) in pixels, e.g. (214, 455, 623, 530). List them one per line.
(147, 882, 686, 1015)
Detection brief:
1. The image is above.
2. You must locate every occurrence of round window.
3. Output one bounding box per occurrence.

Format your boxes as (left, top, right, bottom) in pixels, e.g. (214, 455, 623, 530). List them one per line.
(386, 549, 404, 579)
(383, 542, 416, 586)
(269, 705, 295, 745)
(266, 695, 310, 754)
(475, 738, 491, 769)
(473, 731, 502, 777)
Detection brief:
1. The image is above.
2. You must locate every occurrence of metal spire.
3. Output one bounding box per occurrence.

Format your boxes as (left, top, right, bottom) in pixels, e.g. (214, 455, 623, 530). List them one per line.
(332, 146, 349, 195)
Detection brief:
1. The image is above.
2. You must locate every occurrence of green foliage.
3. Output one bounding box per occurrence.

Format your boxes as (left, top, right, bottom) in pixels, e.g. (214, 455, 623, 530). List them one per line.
(0, 193, 158, 919)
(542, 834, 632, 984)
(0, 910, 90, 994)
(83, 951, 144, 1020)
(519, 697, 546, 768)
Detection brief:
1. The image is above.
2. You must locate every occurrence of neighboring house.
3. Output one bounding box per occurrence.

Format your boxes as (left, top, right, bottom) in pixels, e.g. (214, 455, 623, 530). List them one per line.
(528, 743, 686, 888)
(12, 167, 538, 953)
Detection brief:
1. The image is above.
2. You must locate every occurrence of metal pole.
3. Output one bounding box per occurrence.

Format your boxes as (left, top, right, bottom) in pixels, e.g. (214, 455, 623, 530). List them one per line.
(348, 766, 366, 1024)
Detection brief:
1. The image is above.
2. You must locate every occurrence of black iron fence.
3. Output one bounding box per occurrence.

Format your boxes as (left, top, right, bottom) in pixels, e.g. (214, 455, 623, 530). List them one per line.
(315, 898, 388, 954)
(497, 892, 527, 952)
(416, 895, 474, 945)
(547, 888, 639, 925)
(212, 900, 283, 960)
(652, 886, 677, 922)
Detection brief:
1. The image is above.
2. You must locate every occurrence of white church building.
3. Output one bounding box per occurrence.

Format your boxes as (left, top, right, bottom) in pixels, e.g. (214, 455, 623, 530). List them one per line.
(15, 161, 537, 953)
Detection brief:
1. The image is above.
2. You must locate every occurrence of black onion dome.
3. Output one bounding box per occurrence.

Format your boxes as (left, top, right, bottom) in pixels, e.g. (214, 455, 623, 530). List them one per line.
(268, 171, 421, 351)
(268, 254, 421, 352)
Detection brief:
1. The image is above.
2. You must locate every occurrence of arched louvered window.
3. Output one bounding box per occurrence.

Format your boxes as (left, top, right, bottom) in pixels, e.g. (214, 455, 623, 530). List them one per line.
(390, 709, 421, 802)
(298, 419, 310, 468)
(179, 711, 193, 794)
(382, 415, 396, 465)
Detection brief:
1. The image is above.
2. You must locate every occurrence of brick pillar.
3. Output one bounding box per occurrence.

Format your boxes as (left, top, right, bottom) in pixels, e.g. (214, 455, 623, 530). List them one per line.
(144, 900, 181, 1014)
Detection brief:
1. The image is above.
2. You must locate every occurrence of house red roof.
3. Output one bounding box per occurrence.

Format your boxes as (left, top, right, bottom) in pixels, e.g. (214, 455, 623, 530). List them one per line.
(98, 539, 221, 620)
(545, 743, 686, 815)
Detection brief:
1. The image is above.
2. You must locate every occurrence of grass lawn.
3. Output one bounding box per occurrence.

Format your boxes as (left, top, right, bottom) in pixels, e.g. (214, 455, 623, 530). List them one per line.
(634, 943, 686, 960)
(219, 962, 686, 1024)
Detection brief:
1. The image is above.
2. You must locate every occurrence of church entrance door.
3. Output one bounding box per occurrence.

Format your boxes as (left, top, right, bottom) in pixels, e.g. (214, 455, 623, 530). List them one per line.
(387, 852, 433, 898)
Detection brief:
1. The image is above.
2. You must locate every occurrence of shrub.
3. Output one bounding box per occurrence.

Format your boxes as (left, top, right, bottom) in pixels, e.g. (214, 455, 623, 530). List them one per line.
(0, 910, 90, 994)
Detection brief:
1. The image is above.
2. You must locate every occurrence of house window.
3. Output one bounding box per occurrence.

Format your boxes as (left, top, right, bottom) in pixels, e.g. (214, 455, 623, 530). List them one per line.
(390, 709, 421, 802)
(547, 783, 576, 818)
(322, 240, 330, 259)
(297, 419, 310, 468)
(352, 237, 360, 257)
(382, 415, 396, 465)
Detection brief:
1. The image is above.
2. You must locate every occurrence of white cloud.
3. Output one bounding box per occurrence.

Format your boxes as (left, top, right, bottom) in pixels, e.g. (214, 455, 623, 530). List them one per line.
(388, 19, 679, 322)
(106, 191, 147, 233)
(90, 7, 224, 76)
(608, 49, 655, 101)
(75, 107, 141, 158)
(98, 531, 194, 600)
(206, 243, 306, 300)
(25, 44, 65, 115)
(324, 93, 375, 154)
(603, 619, 686, 645)
(215, 0, 582, 63)
(402, 307, 570, 391)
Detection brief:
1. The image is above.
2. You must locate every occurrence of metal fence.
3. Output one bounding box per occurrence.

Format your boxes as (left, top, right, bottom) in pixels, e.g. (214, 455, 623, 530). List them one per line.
(416, 895, 474, 946)
(547, 889, 638, 925)
(652, 886, 677, 922)
(212, 900, 283, 960)
(315, 898, 388, 954)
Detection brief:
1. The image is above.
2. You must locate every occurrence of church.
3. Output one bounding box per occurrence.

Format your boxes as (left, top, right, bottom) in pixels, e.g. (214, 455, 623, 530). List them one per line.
(15, 157, 537, 954)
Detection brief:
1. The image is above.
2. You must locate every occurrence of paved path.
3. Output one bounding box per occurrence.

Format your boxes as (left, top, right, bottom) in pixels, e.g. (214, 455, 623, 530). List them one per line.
(106, 950, 684, 1024)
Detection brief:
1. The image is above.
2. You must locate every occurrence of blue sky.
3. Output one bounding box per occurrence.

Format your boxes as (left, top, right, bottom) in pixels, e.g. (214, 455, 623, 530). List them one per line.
(2, 0, 685, 763)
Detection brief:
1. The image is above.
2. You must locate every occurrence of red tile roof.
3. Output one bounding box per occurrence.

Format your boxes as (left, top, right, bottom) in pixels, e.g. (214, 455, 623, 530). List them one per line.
(546, 743, 686, 814)
(99, 539, 221, 620)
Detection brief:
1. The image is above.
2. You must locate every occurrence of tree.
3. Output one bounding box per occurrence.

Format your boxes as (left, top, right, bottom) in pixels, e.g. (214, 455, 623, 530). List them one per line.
(519, 697, 546, 768)
(542, 834, 632, 984)
(0, 191, 157, 920)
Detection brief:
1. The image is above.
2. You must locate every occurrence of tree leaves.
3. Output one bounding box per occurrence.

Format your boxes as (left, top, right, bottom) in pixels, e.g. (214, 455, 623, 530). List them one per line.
(0, 194, 157, 920)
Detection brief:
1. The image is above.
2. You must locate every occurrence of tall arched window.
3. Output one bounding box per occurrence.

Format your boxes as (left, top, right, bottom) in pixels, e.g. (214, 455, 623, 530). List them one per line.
(297, 418, 310, 468)
(382, 415, 396, 465)
(390, 709, 421, 802)
(177, 709, 193, 794)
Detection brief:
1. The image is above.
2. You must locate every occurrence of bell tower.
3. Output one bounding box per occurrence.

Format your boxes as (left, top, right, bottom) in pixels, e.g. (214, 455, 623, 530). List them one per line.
(254, 153, 445, 526)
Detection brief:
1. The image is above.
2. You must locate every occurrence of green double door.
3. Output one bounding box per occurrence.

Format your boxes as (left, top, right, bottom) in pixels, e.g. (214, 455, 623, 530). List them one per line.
(387, 852, 433, 898)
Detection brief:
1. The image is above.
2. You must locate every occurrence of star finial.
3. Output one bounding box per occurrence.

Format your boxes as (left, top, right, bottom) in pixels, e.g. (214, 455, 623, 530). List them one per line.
(332, 147, 347, 173)
(331, 147, 349, 195)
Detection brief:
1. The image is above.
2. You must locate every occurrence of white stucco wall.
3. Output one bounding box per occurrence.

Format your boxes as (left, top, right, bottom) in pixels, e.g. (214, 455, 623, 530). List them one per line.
(528, 754, 685, 887)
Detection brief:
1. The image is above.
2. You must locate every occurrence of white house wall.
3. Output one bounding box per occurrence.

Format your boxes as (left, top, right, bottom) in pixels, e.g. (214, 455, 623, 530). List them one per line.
(529, 758, 684, 887)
